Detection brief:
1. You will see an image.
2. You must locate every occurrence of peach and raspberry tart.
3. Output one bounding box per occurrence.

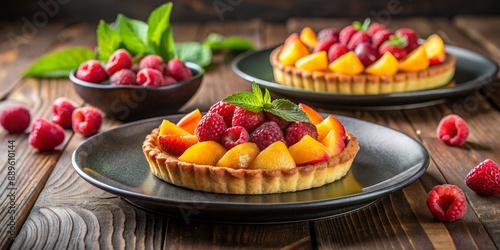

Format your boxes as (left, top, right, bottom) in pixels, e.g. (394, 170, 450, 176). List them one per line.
(270, 19, 455, 94)
(142, 83, 360, 194)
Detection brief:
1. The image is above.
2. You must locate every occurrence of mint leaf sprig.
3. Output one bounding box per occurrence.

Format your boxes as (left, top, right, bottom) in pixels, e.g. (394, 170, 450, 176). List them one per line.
(223, 82, 310, 123)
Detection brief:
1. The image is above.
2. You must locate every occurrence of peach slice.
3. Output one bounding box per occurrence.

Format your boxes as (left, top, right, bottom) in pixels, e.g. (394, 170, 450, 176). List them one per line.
(178, 141, 227, 165)
(159, 134, 198, 155)
(316, 115, 346, 141)
(298, 103, 324, 125)
(300, 27, 318, 48)
(424, 34, 446, 65)
(295, 51, 328, 71)
(328, 51, 365, 75)
(364, 52, 399, 75)
(288, 135, 331, 165)
(176, 109, 202, 135)
(398, 45, 429, 71)
(159, 119, 191, 137)
(249, 141, 296, 170)
(321, 130, 346, 156)
(216, 142, 259, 169)
(279, 35, 310, 66)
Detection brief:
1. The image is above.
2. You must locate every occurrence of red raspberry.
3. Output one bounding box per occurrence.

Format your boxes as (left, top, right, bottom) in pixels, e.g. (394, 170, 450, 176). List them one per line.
(76, 60, 108, 83)
(52, 97, 77, 129)
(371, 29, 393, 49)
(231, 107, 266, 133)
(110, 69, 137, 86)
(137, 68, 164, 87)
(367, 22, 386, 37)
(221, 126, 249, 149)
(339, 25, 357, 46)
(379, 43, 407, 60)
(313, 38, 336, 53)
(347, 31, 371, 50)
(436, 114, 469, 146)
(317, 28, 339, 41)
(195, 113, 227, 142)
(29, 118, 65, 151)
(72, 107, 103, 137)
(208, 101, 236, 127)
(105, 49, 133, 75)
(0, 105, 30, 133)
(163, 75, 177, 85)
(285, 122, 319, 146)
(139, 55, 164, 72)
(265, 112, 290, 130)
(250, 121, 285, 151)
(395, 28, 419, 52)
(165, 58, 193, 81)
(426, 184, 467, 222)
(466, 159, 500, 195)
(328, 43, 349, 62)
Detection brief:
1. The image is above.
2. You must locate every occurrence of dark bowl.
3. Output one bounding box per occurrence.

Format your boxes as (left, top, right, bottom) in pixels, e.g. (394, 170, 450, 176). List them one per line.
(69, 62, 204, 122)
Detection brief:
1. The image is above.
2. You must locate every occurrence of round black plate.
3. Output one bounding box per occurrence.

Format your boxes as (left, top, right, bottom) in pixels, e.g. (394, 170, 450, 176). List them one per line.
(72, 115, 429, 224)
(232, 46, 498, 110)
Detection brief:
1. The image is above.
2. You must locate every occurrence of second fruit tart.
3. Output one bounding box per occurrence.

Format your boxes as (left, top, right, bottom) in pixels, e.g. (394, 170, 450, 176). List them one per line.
(142, 83, 360, 194)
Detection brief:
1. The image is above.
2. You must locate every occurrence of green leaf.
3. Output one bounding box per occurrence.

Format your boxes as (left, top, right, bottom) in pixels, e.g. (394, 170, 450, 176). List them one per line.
(264, 99, 310, 122)
(203, 33, 254, 51)
(263, 88, 271, 105)
(222, 92, 263, 112)
(175, 42, 212, 67)
(23, 47, 94, 78)
(115, 14, 150, 55)
(252, 82, 264, 104)
(147, 2, 176, 61)
(96, 20, 122, 61)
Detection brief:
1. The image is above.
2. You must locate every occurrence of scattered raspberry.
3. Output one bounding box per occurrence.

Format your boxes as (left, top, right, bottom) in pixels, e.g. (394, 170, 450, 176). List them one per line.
(395, 28, 419, 52)
(327, 43, 349, 62)
(466, 159, 500, 195)
(367, 22, 386, 37)
(165, 58, 193, 81)
(250, 121, 285, 151)
(317, 28, 339, 42)
(52, 97, 77, 129)
(109, 69, 137, 86)
(221, 126, 250, 149)
(285, 122, 319, 146)
(379, 41, 408, 61)
(436, 114, 469, 146)
(0, 105, 30, 133)
(208, 101, 236, 127)
(371, 29, 393, 49)
(139, 55, 164, 72)
(313, 38, 336, 53)
(29, 118, 65, 151)
(347, 31, 371, 50)
(159, 134, 197, 156)
(72, 107, 103, 137)
(195, 113, 227, 142)
(163, 75, 177, 85)
(339, 25, 357, 46)
(137, 68, 164, 87)
(231, 107, 266, 133)
(265, 112, 290, 130)
(76, 60, 108, 83)
(105, 49, 133, 75)
(426, 184, 467, 222)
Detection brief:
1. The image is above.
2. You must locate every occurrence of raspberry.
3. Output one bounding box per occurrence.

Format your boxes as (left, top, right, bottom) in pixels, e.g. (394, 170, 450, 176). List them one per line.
(231, 107, 266, 133)
(195, 113, 227, 142)
(317, 28, 339, 41)
(0, 105, 30, 133)
(28, 118, 65, 151)
(347, 31, 371, 50)
(139, 55, 164, 72)
(367, 22, 386, 37)
(395, 28, 419, 52)
(313, 38, 336, 53)
(339, 25, 357, 46)
(466, 159, 500, 195)
(163, 75, 177, 85)
(165, 58, 193, 81)
(72, 107, 103, 137)
(379, 42, 407, 61)
(159, 134, 197, 156)
(327, 43, 349, 62)
(285, 122, 318, 146)
(250, 121, 285, 151)
(221, 126, 249, 149)
(52, 97, 77, 129)
(76, 60, 108, 83)
(265, 112, 290, 130)
(436, 114, 469, 146)
(209, 101, 236, 127)
(426, 184, 467, 222)
(137, 68, 164, 87)
(105, 49, 133, 75)
(371, 29, 393, 49)
(109, 69, 137, 86)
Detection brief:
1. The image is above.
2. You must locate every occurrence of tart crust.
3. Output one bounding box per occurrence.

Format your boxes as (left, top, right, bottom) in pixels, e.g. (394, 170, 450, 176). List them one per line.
(142, 128, 360, 194)
(270, 46, 456, 95)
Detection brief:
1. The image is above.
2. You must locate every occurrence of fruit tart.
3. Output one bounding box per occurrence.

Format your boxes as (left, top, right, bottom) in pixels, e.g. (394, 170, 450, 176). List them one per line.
(270, 19, 455, 94)
(142, 83, 360, 194)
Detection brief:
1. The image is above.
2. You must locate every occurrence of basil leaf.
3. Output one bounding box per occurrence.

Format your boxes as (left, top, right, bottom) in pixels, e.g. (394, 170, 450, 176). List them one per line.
(23, 47, 94, 78)
(147, 2, 176, 61)
(174, 42, 212, 67)
(96, 20, 122, 61)
(115, 14, 150, 55)
(203, 33, 254, 51)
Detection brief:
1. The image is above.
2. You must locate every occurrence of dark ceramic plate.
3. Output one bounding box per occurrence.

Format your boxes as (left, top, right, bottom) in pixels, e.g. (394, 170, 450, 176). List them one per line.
(232, 46, 498, 110)
(72, 114, 429, 224)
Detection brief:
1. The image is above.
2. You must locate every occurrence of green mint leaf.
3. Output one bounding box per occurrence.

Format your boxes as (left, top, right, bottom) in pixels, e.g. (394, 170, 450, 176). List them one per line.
(23, 47, 94, 78)
(263, 88, 271, 105)
(96, 20, 122, 61)
(352, 21, 362, 30)
(361, 18, 371, 31)
(222, 92, 263, 112)
(147, 2, 176, 61)
(115, 14, 150, 55)
(175, 42, 212, 67)
(203, 33, 254, 51)
(252, 82, 264, 104)
(264, 99, 310, 122)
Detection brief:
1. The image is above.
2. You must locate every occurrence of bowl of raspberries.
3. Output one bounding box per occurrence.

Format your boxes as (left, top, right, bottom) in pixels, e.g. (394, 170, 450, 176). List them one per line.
(69, 48, 204, 122)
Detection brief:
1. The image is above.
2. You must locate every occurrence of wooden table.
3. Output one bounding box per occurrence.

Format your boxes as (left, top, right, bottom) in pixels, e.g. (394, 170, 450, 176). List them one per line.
(1, 17, 500, 249)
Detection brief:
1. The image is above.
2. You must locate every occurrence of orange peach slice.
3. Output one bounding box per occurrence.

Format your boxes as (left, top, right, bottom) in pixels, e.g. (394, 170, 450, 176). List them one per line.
(279, 36, 310, 66)
(364, 52, 399, 75)
(316, 115, 346, 141)
(298, 103, 324, 125)
(159, 134, 198, 155)
(176, 109, 202, 135)
(321, 130, 346, 156)
(249, 141, 296, 170)
(424, 34, 446, 65)
(288, 135, 331, 165)
(295, 51, 328, 71)
(328, 51, 364, 75)
(178, 141, 227, 165)
(159, 119, 191, 137)
(398, 45, 429, 71)
(300, 27, 318, 48)
(216, 142, 260, 169)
